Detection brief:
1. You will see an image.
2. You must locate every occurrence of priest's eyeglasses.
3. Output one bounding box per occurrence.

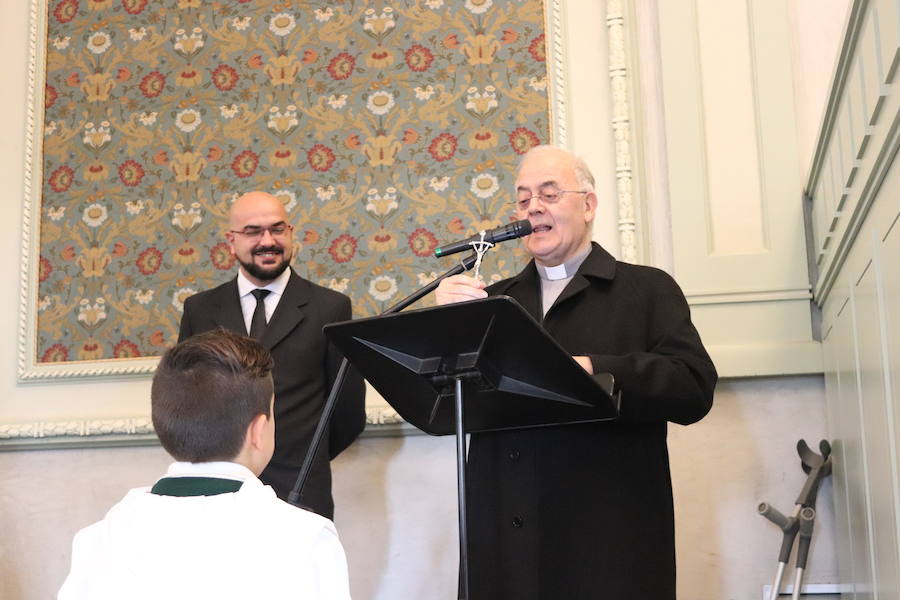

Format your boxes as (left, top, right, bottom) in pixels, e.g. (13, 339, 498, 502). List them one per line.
(513, 188, 589, 211)
(228, 223, 294, 239)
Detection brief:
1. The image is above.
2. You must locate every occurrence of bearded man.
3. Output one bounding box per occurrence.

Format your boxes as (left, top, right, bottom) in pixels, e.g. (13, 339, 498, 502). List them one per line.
(179, 191, 365, 520)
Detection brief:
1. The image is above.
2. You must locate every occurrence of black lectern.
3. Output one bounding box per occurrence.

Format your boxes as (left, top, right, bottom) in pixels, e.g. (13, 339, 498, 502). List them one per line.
(324, 295, 620, 599)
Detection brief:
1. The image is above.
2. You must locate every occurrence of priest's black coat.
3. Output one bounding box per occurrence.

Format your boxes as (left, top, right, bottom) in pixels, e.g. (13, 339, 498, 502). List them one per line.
(466, 243, 717, 599)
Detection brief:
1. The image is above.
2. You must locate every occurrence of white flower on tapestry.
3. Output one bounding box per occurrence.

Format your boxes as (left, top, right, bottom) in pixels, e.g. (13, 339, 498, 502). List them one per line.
(324, 277, 349, 293)
(327, 94, 348, 109)
(315, 7, 334, 22)
(366, 91, 395, 116)
(363, 8, 396, 36)
(414, 85, 435, 100)
(528, 76, 548, 92)
(138, 111, 158, 126)
(273, 189, 297, 212)
(82, 122, 112, 149)
(365, 187, 398, 217)
(219, 104, 240, 119)
(38, 296, 52, 311)
(232, 16, 252, 31)
(316, 185, 336, 201)
(470, 173, 499, 199)
(77, 298, 107, 327)
(173, 28, 204, 57)
(269, 13, 296, 36)
(429, 176, 450, 192)
(134, 289, 155, 305)
(417, 272, 439, 286)
(86, 31, 112, 54)
(368, 276, 398, 302)
(267, 106, 299, 135)
(172, 288, 197, 313)
(51, 36, 71, 50)
(47, 206, 66, 221)
(125, 199, 145, 215)
(171, 202, 202, 231)
(82, 203, 108, 227)
(44, 121, 58, 136)
(175, 109, 202, 133)
(465, 86, 499, 117)
(465, 0, 493, 14)
(129, 27, 147, 41)
(425, 0, 445, 8)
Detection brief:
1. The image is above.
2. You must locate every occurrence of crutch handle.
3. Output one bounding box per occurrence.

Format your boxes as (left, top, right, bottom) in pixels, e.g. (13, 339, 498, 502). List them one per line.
(758, 502, 790, 530)
(795, 507, 816, 569)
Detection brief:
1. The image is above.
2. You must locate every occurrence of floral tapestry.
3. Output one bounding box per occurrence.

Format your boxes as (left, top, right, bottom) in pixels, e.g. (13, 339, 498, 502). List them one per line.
(36, 0, 550, 364)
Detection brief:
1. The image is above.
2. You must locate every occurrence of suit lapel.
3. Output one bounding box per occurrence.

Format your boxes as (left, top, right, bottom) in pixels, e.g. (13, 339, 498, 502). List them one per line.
(214, 278, 248, 335)
(260, 270, 310, 350)
(547, 243, 617, 315)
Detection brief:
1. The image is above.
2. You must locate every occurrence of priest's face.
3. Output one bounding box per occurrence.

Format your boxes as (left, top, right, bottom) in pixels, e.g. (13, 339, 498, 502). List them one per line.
(226, 192, 294, 287)
(513, 147, 596, 267)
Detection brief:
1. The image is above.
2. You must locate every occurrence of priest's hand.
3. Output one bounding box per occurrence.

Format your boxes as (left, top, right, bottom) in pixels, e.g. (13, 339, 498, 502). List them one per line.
(435, 274, 487, 305)
(573, 355, 593, 373)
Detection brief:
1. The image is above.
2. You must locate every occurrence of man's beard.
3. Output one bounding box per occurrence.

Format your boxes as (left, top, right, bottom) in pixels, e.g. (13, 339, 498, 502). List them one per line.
(239, 246, 291, 282)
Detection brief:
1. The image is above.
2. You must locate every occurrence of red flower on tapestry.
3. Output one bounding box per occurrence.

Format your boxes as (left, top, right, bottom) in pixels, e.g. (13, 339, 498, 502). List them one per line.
(428, 133, 458, 162)
(45, 85, 57, 109)
(303, 230, 319, 244)
(48, 165, 74, 193)
(509, 127, 541, 155)
(113, 339, 141, 358)
(307, 144, 336, 172)
(405, 44, 434, 72)
(210, 242, 235, 270)
(328, 234, 358, 263)
(327, 53, 356, 80)
(139, 71, 166, 98)
(113, 242, 128, 257)
(38, 256, 52, 282)
(408, 228, 438, 257)
(528, 34, 546, 62)
(121, 0, 148, 14)
(53, 0, 78, 23)
(211, 64, 239, 91)
(231, 150, 259, 178)
(118, 160, 145, 187)
(136, 247, 163, 275)
(42, 343, 69, 363)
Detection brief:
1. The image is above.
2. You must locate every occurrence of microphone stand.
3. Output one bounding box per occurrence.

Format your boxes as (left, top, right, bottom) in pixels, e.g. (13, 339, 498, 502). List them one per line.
(288, 252, 479, 507)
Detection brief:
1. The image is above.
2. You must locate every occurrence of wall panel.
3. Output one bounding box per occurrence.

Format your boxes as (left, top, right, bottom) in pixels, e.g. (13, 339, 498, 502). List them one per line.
(809, 1, 900, 594)
(659, 0, 820, 376)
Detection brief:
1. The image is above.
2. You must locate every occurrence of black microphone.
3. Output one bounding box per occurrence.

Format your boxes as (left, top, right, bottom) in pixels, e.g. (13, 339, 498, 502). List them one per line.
(434, 219, 532, 258)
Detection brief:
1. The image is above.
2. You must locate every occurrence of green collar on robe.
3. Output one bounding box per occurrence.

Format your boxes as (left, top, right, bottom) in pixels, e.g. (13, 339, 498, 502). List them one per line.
(150, 477, 243, 497)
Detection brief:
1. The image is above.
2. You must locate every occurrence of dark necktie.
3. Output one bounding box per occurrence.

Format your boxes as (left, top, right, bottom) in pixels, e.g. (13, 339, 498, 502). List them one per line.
(249, 288, 271, 340)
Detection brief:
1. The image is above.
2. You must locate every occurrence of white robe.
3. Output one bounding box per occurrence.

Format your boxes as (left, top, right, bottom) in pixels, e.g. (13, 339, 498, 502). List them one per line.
(58, 462, 351, 600)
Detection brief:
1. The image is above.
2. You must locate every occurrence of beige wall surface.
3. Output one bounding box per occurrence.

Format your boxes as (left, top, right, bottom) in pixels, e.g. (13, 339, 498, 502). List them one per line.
(0, 1, 845, 599)
(1, 377, 834, 600)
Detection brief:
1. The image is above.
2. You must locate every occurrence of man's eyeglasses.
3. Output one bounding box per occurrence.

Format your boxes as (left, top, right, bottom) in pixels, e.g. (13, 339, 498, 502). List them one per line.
(513, 189, 589, 211)
(228, 223, 294, 239)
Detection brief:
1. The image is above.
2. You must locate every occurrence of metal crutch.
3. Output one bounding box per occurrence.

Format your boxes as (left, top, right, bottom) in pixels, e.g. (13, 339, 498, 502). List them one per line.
(758, 439, 832, 600)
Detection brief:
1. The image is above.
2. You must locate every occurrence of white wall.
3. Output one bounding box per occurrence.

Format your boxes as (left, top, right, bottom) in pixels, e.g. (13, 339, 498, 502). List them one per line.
(0, 2, 848, 599)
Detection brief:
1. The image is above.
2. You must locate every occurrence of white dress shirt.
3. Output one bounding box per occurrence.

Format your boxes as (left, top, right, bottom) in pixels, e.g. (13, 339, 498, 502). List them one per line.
(236, 267, 291, 335)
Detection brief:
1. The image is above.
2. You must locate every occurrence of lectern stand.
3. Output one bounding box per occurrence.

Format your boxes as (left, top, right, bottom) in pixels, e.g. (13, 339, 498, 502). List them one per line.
(324, 296, 620, 599)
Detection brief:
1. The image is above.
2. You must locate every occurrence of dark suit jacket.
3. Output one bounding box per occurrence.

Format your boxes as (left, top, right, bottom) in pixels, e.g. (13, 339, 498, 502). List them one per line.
(178, 269, 366, 519)
(466, 243, 717, 599)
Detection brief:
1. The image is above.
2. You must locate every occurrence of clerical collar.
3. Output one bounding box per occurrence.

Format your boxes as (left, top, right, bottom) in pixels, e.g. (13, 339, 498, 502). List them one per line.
(536, 246, 592, 281)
